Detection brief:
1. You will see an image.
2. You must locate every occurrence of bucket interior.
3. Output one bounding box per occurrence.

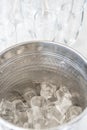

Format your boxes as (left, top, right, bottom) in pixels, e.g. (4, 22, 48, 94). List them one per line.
(0, 42, 87, 129)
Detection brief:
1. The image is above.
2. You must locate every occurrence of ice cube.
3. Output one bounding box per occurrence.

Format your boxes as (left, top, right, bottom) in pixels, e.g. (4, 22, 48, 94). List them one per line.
(55, 86, 71, 101)
(32, 108, 46, 129)
(40, 82, 57, 99)
(31, 99, 46, 129)
(44, 118, 59, 129)
(30, 96, 45, 108)
(65, 105, 82, 122)
(55, 86, 72, 114)
(0, 99, 14, 123)
(60, 86, 71, 98)
(23, 89, 36, 106)
(55, 97, 72, 115)
(12, 99, 26, 111)
(12, 99, 28, 125)
(55, 89, 64, 101)
(45, 105, 65, 124)
(14, 110, 28, 124)
(0, 99, 12, 111)
(32, 107, 44, 121)
(33, 118, 46, 129)
(27, 109, 33, 128)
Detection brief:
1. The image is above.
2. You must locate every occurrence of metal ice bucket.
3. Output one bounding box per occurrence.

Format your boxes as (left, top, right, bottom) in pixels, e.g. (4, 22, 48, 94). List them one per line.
(0, 41, 87, 130)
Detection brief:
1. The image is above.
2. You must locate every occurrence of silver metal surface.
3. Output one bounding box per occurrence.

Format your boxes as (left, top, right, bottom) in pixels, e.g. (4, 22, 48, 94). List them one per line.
(0, 41, 87, 130)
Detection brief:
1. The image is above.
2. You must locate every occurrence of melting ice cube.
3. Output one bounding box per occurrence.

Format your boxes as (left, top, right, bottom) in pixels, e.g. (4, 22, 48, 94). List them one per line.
(40, 82, 57, 99)
(65, 105, 82, 122)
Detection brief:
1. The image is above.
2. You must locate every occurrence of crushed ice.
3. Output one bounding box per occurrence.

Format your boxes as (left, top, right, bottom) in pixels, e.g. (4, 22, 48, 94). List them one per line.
(0, 82, 82, 129)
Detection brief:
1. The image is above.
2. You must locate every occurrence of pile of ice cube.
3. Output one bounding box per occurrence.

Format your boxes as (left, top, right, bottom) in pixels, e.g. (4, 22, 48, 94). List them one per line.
(0, 82, 82, 129)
